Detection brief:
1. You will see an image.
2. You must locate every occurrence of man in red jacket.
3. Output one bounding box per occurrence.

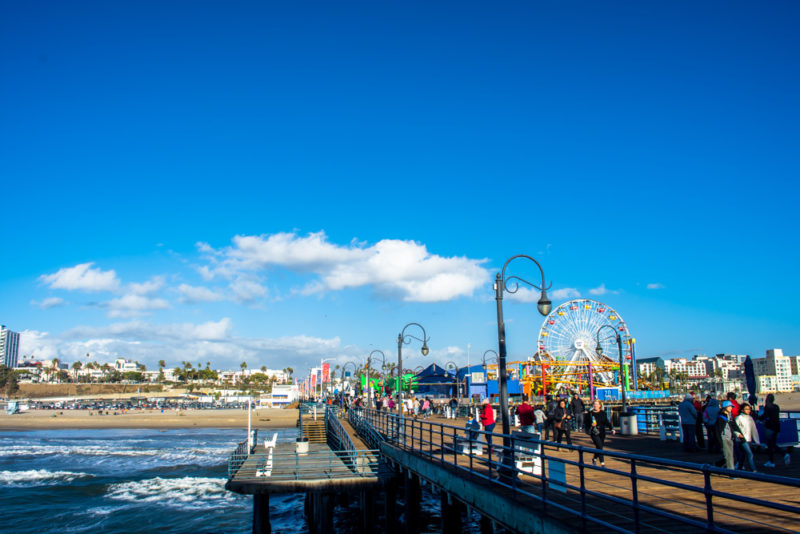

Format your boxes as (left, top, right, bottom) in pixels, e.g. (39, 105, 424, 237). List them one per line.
(480, 398, 496, 450)
(515, 395, 535, 434)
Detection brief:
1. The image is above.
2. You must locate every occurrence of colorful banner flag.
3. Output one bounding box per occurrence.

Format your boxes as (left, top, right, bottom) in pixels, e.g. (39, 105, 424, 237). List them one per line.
(322, 363, 330, 383)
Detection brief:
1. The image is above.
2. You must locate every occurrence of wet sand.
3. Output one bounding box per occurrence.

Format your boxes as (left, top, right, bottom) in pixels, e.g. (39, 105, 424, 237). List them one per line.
(0, 408, 299, 430)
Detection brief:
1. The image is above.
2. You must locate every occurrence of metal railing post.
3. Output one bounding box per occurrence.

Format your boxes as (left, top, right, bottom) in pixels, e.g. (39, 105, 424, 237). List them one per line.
(703, 464, 714, 530)
(579, 448, 586, 532)
(631, 458, 640, 533)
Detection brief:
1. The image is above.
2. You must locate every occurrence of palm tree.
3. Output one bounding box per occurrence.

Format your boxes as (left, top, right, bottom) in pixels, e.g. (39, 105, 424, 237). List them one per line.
(158, 360, 166, 370)
(240, 361, 247, 370)
(261, 365, 267, 373)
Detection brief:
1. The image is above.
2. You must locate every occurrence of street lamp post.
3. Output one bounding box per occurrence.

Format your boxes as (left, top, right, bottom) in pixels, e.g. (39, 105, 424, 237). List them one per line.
(494, 255, 552, 447)
(397, 323, 429, 416)
(366, 350, 386, 408)
(595, 325, 628, 413)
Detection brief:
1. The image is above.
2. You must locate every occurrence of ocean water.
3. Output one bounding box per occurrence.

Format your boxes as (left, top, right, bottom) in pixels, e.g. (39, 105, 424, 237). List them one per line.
(0, 428, 307, 534)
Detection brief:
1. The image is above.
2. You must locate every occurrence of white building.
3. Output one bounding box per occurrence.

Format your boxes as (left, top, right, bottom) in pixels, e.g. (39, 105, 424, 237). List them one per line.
(664, 358, 708, 379)
(753, 349, 793, 393)
(114, 359, 138, 372)
(266, 384, 299, 408)
(0, 325, 20, 368)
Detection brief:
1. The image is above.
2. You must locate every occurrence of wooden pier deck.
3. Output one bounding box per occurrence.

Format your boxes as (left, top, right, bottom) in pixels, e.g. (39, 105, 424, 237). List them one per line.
(226, 441, 381, 495)
(364, 412, 800, 533)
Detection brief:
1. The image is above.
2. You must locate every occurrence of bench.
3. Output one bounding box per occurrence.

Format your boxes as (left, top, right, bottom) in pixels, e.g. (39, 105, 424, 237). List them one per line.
(453, 435, 484, 455)
(511, 431, 543, 475)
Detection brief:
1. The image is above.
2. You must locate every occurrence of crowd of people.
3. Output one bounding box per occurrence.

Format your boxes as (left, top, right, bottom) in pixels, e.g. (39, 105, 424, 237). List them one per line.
(325, 388, 792, 476)
(678, 391, 791, 473)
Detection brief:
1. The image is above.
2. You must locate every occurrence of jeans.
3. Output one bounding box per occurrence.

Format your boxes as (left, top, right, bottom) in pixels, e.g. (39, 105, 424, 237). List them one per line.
(738, 440, 757, 472)
(484, 422, 496, 448)
(590, 431, 605, 462)
(556, 426, 572, 446)
(520, 425, 536, 434)
(682, 424, 697, 452)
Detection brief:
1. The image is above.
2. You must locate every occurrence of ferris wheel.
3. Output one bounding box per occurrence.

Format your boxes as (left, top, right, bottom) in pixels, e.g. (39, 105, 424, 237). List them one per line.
(536, 299, 633, 391)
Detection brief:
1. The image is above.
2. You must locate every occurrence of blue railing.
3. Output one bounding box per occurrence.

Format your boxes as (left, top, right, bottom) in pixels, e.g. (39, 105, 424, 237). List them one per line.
(352, 408, 800, 533)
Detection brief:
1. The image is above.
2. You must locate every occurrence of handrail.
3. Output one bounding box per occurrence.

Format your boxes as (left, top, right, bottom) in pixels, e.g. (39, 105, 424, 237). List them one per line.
(352, 408, 800, 533)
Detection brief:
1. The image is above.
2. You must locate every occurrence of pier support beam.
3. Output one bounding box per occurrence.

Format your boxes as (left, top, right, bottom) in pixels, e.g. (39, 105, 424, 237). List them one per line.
(441, 492, 463, 534)
(384, 476, 399, 534)
(359, 488, 375, 533)
(253, 493, 271, 534)
(404, 473, 422, 533)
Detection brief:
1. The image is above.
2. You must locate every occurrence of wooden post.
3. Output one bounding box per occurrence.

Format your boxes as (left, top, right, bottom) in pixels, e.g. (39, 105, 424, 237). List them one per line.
(404, 473, 421, 533)
(359, 488, 375, 533)
(253, 493, 271, 534)
(384, 476, 398, 534)
(480, 514, 494, 534)
(318, 492, 334, 534)
(441, 492, 462, 534)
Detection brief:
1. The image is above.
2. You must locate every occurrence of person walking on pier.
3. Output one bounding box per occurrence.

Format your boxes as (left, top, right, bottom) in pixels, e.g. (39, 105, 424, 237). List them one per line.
(716, 400, 744, 470)
(691, 392, 706, 449)
(448, 396, 458, 419)
(553, 398, 573, 448)
(735, 402, 760, 473)
(760, 394, 790, 468)
(704, 395, 720, 454)
(678, 394, 698, 452)
(544, 395, 557, 441)
(516, 395, 535, 434)
(570, 393, 585, 431)
(480, 398, 496, 450)
(584, 400, 614, 466)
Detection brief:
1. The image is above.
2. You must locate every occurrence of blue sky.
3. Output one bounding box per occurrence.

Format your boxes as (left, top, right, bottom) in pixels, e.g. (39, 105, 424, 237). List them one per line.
(1, 1, 798, 374)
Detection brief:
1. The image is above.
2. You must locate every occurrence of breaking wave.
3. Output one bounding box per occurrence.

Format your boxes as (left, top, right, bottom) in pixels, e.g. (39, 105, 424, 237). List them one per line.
(0, 469, 94, 487)
(105, 476, 246, 510)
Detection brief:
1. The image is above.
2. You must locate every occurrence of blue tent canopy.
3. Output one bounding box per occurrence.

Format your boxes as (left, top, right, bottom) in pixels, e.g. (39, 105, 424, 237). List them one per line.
(413, 363, 457, 396)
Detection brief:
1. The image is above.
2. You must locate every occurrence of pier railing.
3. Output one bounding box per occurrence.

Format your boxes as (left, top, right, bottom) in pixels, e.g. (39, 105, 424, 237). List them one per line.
(353, 408, 800, 533)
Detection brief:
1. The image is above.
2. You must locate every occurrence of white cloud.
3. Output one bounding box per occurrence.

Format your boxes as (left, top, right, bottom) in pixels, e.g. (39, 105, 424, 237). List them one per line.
(551, 288, 580, 300)
(647, 283, 665, 290)
(229, 277, 268, 303)
(199, 231, 489, 302)
(106, 294, 170, 318)
(588, 284, 618, 296)
(31, 297, 66, 309)
(129, 276, 166, 295)
(177, 284, 224, 303)
(39, 262, 120, 292)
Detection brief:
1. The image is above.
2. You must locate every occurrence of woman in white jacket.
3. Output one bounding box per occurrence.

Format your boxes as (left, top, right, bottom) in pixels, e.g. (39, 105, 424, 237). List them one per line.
(735, 403, 760, 473)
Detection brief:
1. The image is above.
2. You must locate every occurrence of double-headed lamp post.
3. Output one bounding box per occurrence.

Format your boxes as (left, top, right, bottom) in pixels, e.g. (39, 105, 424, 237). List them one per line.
(595, 325, 627, 413)
(397, 323, 429, 415)
(495, 255, 551, 445)
(366, 350, 386, 408)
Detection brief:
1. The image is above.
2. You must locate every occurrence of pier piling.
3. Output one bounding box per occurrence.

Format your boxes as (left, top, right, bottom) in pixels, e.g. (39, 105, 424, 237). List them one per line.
(252, 493, 271, 534)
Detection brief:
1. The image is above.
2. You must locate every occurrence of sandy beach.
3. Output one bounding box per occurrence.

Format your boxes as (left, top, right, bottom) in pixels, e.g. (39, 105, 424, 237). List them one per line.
(0, 408, 299, 431)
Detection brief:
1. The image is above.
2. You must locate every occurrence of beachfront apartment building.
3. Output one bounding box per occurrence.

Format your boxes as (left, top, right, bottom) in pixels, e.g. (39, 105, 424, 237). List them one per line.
(0, 325, 20, 368)
(753, 348, 794, 393)
(664, 357, 708, 379)
(114, 359, 139, 372)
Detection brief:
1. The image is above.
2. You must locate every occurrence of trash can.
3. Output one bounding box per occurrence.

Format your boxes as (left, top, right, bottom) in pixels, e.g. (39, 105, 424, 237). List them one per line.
(620, 412, 638, 435)
(296, 437, 309, 455)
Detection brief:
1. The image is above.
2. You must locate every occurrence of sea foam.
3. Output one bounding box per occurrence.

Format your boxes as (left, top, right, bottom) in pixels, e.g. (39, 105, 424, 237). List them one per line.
(105, 476, 246, 510)
(0, 469, 94, 486)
